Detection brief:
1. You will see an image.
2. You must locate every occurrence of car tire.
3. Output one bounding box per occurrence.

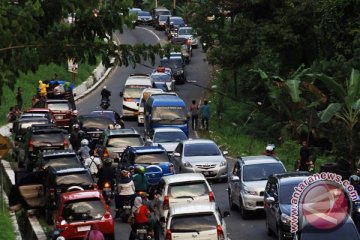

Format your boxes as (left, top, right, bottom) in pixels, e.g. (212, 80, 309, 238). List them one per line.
(239, 199, 249, 219)
(228, 191, 236, 210)
(265, 215, 274, 236)
(45, 208, 53, 225)
(277, 226, 285, 240)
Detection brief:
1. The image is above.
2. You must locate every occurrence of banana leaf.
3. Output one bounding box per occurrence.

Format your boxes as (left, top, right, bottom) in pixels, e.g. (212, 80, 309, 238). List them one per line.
(318, 103, 342, 123)
(348, 69, 360, 103)
(286, 80, 301, 103)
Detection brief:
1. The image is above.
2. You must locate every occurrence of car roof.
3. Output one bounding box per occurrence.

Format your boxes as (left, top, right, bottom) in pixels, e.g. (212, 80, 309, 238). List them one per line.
(162, 173, 206, 184)
(125, 77, 152, 86)
(20, 113, 47, 117)
(105, 128, 139, 136)
(41, 149, 77, 158)
(154, 127, 184, 133)
(183, 139, 216, 145)
(170, 202, 216, 216)
(16, 117, 49, 123)
(170, 16, 184, 20)
(178, 26, 192, 30)
(271, 172, 311, 183)
(130, 146, 166, 153)
(27, 108, 51, 112)
(236, 155, 282, 165)
(61, 190, 102, 202)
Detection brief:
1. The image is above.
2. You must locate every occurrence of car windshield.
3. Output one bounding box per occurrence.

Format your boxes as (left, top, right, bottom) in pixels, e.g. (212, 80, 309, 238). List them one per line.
(153, 131, 187, 143)
(106, 136, 143, 148)
(124, 86, 150, 98)
(170, 18, 184, 25)
(56, 171, 93, 186)
(279, 182, 301, 204)
(138, 11, 150, 16)
(184, 143, 221, 157)
(152, 106, 187, 124)
(47, 103, 70, 111)
(178, 28, 192, 35)
(160, 59, 183, 69)
(32, 132, 64, 145)
(43, 155, 80, 169)
(90, 111, 115, 121)
(159, 15, 169, 21)
(62, 198, 105, 222)
(80, 117, 114, 129)
(134, 152, 169, 164)
(243, 163, 286, 182)
(170, 213, 217, 232)
(151, 74, 171, 82)
(168, 181, 209, 198)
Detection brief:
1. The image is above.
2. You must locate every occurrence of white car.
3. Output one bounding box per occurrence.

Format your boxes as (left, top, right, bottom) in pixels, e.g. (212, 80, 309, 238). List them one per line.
(137, 88, 163, 125)
(170, 139, 228, 181)
(146, 127, 188, 154)
(155, 173, 215, 227)
(164, 202, 230, 240)
(177, 26, 199, 48)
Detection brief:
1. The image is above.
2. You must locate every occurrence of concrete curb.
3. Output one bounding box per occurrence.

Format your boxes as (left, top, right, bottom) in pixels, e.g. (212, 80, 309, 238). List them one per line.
(1, 188, 21, 240)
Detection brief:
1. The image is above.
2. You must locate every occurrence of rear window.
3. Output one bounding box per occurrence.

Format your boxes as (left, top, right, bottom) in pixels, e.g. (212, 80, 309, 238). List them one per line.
(159, 15, 169, 21)
(32, 132, 64, 144)
(124, 85, 150, 99)
(106, 136, 143, 148)
(62, 198, 105, 222)
(170, 213, 217, 232)
(170, 18, 184, 25)
(138, 11, 151, 16)
(134, 152, 169, 164)
(178, 28, 192, 35)
(168, 181, 209, 198)
(153, 131, 187, 143)
(243, 163, 286, 182)
(90, 112, 115, 121)
(56, 171, 93, 186)
(43, 155, 80, 169)
(160, 59, 183, 69)
(184, 143, 221, 157)
(80, 117, 114, 129)
(47, 103, 70, 111)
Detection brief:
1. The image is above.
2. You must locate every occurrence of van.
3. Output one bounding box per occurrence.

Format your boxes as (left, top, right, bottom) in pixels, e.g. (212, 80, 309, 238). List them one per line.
(138, 88, 163, 125)
(150, 7, 171, 26)
(144, 94, 189, 137)
(120, 74, 152, 117)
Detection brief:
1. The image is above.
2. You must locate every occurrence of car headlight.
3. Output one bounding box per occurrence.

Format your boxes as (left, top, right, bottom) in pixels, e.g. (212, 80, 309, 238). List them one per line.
(183, 161, 192, 167)
(243, 187, 257, 195)
(281, 213, 291, 225)
(220, 160, 227, 166)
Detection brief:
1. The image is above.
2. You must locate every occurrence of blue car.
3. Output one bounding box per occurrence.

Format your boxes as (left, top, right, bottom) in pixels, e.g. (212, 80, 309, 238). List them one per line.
(119, 146, 174, 185)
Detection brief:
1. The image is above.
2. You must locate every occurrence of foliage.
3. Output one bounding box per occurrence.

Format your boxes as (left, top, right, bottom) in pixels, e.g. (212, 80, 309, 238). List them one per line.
(0, 197, 15, 240)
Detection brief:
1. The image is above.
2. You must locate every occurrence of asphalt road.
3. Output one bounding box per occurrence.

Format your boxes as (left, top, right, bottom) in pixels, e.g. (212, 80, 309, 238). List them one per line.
(76, 26, 274, 240)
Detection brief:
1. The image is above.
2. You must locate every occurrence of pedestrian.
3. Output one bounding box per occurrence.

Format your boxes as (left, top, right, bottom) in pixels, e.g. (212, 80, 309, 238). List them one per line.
(38, 80, 49, 97)
(189, 100, 199, 131)
(200, 99, 210, 130)
(16, 87, 22, 110)
(297, 140, 312, 171)
(6, 107, 16, 122)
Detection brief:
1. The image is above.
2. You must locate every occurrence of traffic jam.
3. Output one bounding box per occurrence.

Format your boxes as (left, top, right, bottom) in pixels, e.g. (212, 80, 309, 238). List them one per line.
(7, 6, 360, 240)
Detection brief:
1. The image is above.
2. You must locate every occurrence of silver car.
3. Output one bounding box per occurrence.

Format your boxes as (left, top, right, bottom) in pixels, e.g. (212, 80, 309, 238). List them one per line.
(177, 26, 199, 48)
(146, 127, 188, 155)
(170, 139, 228, 181)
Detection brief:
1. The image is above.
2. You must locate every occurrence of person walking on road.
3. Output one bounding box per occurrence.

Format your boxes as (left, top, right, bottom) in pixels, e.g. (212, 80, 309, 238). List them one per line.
(16, 87, 22, 110)
(189, 100, 199, 131)
(200, 99, 210, 130)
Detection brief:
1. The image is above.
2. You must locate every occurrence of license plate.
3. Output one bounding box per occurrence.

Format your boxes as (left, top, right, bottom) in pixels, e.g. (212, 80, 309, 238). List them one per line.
(136, 229, 147, 234)
(55, 115, 63, 120)
(78, 226, 91, 232)
(123, 205, 131, 209)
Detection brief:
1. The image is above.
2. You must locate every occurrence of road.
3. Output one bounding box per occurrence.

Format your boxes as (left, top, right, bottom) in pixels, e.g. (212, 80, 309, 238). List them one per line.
(76, 26, 273, 240)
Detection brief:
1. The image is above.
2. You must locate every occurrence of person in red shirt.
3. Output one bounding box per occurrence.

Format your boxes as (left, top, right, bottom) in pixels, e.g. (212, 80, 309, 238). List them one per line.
(129, 196, 154, 240)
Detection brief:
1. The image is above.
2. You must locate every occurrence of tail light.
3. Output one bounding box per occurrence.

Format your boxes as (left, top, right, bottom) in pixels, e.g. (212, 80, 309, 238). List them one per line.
(217, 225, 225, 240)
(165, 229, 172, 240)
(103, 148, 109, 158)
(63, 139, 69, 149)
(50, 188, 55, 198)
(104, 182, 110, 188)
(169, 164, 174, 174)
(209, 191, 215, 202)
(163, 196, 169, 210)
(28, 139, 34, 152)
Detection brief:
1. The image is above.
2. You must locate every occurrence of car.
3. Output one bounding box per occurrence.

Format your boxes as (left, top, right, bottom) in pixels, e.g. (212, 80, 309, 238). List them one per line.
(150, 7, 171, 27)
(227, 155, 287, 219)
(160, 57, 186, 84)
(15, 166, 95, 224)
(26, 108, 56, 123)
(44, 99, 73, 129)
(135, 11, 152, 25)
(119, 146, 174, 186)
(155, 14, 171, 30)
(96, 128, 144, 162)
(165, 16, 185, 39)
(18, 112, 55, 124)
(177, 26, 199, 48)
(16, 124, 70, 170)
(164, 202, 230, 240)
(37, 149, 83, 170)
(170, 139, 228, 181)
(150, 67, 175, 92)
(138, 88, 164, 125)
(78, 114, 115, 142)
(264, 172, 312, 240)
(120, 74, 153, 117)
(146, 127, 188, 155)
(170, 37, 192, 64)
(52, 190, 115, 240)
(154, 173, 215, 226)
(90, 109, 124, 128)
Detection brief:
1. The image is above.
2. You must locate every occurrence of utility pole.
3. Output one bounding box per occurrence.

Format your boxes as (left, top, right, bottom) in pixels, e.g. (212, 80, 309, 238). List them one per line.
(155, 0, 158, 8)
(173, 0, 176, 15)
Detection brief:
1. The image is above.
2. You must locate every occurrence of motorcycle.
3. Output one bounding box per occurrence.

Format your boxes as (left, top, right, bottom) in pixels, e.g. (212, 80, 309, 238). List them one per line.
(102, 181, 113, 205)
(100, 97, 110, 110)
(134, 224, 154, 240)
(121, 197, 133, 223)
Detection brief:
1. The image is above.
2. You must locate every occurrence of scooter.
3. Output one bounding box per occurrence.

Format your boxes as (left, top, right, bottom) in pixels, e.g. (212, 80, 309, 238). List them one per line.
(100, 97, 110, 110)
(121, 197, 133, 223)
(102, 181, 113, 205)
(134, 224, 154, 240)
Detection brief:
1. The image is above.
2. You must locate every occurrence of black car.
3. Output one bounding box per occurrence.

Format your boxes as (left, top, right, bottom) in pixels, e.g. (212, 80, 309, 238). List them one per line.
(165, 16, 185, 39)
(37, 149, 83, 170)
(155, 14, 171, 30)
(16, 124, 70, 170)
(150, 7, 171, 27)
(90, 110, 124, 128)
(160, 57, 186, 84)
(135, 11, 152, 25)
(11, 117, 50, 144)
(78, 114, 115, 142)
(264, 172, 311, 240)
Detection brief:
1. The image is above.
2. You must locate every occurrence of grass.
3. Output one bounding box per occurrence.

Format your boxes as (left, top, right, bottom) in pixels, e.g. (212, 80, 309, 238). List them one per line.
(0, 196, 16, 240)
(0, 60, 99, 125)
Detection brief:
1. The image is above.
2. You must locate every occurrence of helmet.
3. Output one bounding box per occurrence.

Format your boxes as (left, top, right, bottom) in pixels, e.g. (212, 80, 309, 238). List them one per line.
(114, 124, 121, 129)
(81, 139, 89, 146)
(72, 110, 79, 116)
(350, 175, 360, 184)
(136, 165, 145, 174)
(103, 158, 112, 166)
(266, 144, 275, 151)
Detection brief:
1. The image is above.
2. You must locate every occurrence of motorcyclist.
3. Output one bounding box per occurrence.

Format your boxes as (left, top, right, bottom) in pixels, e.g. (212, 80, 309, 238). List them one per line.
(69, 110, 79, 130)
(133, 165, 148, 193)
(263, 144, 277, 157)
(97, 158, 115, 191)
(101, 86, 111, 101)
(69, 123, 81, 151)
(129, 196, 154, 240)
(84, 148, 102, 177)
(115, 169, 136, 219)
(77, 139, 91, 163)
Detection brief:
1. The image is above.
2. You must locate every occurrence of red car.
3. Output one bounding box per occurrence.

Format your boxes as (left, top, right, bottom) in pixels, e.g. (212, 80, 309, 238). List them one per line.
(45, 99, 73, 129)
(53, 190, 115, 240)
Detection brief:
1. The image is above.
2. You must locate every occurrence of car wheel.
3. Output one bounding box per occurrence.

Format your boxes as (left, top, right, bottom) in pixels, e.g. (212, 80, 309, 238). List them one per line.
(265, 214, 273, 236)
(45, 208, 53, 225)
(239, 199, 249, 219)
(277, 226, 285, 240)
(228, 190, 236, 210)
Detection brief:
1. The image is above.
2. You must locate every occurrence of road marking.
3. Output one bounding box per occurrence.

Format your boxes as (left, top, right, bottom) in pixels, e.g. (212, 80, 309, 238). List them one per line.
(186, 80, 197, 83)
(136, 26, 161, 42)
(194, 130, 199, 139)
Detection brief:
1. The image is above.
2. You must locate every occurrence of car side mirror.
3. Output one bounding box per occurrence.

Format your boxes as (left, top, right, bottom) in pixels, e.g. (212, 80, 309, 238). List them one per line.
(265, 196, 275, 204)
(223, 211, 230, 218)
(230, 176, 240, 182)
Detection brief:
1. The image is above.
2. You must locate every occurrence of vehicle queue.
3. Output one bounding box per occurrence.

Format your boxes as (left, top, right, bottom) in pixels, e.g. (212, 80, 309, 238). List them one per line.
(7, 5, 360, 240)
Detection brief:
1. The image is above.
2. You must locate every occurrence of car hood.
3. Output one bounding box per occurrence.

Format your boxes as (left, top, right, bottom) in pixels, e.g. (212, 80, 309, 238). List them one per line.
(179, 34, 192, 39)
(280, 204, 291, 216)
(243, 180, 267, 192)
(183, 155, 226, 164)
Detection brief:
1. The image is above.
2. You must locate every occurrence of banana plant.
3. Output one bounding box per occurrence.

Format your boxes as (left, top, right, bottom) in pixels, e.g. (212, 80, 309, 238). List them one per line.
(314, 69, 360, 170)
